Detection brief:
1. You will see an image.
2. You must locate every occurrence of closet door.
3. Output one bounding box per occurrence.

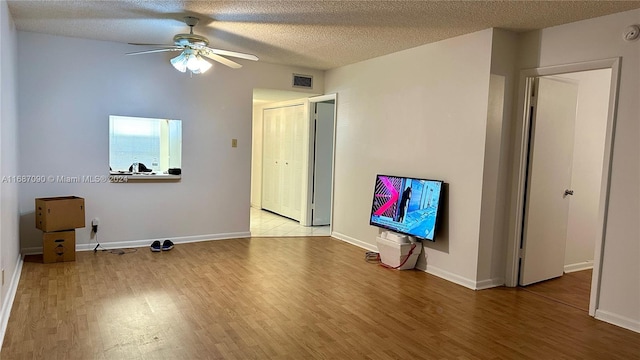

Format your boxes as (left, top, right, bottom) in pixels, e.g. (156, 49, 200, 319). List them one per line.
(261, 104, 305, 221)
(261, 108, 280, 213)
(279, 106, 295, 218)
(281, 105, 304, 221)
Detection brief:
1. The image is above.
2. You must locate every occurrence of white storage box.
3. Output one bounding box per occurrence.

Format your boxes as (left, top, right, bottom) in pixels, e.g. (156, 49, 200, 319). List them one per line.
(376, 236, 422, 270)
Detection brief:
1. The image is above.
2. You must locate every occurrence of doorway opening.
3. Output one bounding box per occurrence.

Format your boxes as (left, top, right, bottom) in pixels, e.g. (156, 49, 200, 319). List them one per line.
(508, 59, 620, 317)
(249, 90, 336, 237)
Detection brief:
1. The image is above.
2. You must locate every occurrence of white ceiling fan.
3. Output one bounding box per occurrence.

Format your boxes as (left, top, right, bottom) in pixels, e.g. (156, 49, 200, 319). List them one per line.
(126, 16, 258, 74)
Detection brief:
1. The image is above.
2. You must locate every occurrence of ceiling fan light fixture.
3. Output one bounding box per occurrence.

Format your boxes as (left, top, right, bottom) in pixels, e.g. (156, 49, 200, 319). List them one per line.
(171, 50, 212, 74)
(196, 55, 212, 73)
(170, 53, 187, 72)
(129, 16, 258, 73)
(186, 53, 200, 72)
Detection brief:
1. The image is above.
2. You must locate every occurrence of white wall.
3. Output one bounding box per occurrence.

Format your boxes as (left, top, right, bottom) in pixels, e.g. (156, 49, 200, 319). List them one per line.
(517, 9, 640, 331)
(560, 69, 611, 271)
(250, 103, 263, 208)
(325, 29, 494, 287)
(476, 29, 519, 287)
(0, 0, 21, 344)
(16, 31, 324, 251)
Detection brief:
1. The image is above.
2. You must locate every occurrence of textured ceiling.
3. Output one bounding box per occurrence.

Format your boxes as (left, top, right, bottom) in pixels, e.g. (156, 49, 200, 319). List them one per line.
(7, 1, 640, 70)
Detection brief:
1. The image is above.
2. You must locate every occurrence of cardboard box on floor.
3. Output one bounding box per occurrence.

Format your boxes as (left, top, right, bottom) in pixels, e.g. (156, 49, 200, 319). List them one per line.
(42, 230, 76, 263)
(35, 196, 85, 232)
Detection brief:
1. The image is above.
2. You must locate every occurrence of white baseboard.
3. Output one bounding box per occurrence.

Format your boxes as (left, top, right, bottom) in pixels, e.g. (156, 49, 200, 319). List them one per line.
(331, 232, 501, 290)
(0, 254, 24, 349)
(564, 261, 594, 273)
(330, 231, 377, 252)
(22, 231, 252, 254)
(475, 277, 505, 290)
(419, 264, 477, 290)
(418, 264, 503, 290)
(595, 309, 640, 333)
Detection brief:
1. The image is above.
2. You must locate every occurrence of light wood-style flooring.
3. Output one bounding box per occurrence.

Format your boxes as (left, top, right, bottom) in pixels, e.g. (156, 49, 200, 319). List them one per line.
(2, 237, 639, 359)
(522, 269, 593, 312)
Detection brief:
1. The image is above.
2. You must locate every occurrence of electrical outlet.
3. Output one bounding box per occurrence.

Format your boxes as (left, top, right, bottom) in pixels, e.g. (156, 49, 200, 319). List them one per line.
(232, 139, 238, 148)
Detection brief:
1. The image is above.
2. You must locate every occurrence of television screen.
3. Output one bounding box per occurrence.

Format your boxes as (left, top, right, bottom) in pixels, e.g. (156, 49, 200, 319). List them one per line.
(370, 174, 443, 241)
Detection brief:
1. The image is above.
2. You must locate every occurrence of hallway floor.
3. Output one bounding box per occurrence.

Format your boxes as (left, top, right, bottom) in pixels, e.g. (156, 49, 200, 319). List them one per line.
(250, 207, 330, 237)
(522, 269, 592, 312)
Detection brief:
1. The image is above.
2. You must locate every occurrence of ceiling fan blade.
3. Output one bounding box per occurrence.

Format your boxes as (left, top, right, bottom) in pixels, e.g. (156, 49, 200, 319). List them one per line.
(128, 43, 180, 47)
(203, 47, 258, 61)
(200, 51, 242, 69)
(126, 48, 183, 56)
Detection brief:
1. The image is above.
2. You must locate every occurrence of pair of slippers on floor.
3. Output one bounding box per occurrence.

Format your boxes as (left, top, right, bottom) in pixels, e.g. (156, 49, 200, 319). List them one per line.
(151, 239, 174, 252)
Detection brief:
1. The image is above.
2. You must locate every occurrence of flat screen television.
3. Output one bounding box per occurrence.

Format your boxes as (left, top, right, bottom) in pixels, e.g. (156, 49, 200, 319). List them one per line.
(369, 174, 443, 241)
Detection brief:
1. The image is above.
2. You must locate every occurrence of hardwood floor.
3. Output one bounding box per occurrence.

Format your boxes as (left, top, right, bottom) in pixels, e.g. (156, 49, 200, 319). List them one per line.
(2, 237, 639, 359)
(521, 269, 593, 312)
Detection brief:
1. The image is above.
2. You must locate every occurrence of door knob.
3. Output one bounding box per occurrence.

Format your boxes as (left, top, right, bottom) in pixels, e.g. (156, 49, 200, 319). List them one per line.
(563, 189, 574, 197)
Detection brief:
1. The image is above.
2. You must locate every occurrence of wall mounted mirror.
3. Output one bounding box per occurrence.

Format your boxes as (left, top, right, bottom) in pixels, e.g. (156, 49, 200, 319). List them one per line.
(109, 115, 182, 176)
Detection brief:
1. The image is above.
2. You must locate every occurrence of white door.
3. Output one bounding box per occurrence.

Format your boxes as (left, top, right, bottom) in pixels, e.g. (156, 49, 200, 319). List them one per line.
(279, 105, 304, 221)
(279, 107, 294, 218)
(519, 77, 579, 286)
(261, 108, 280, 213)
(261, 105, 305, 221)
(312, 101, 335, 225)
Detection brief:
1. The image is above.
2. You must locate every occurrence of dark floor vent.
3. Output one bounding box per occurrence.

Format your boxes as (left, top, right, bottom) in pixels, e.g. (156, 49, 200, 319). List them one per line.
(293, 74, 313, 89)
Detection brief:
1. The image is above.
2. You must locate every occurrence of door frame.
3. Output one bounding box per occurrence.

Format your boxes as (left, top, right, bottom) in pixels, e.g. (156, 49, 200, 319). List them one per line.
(505, 58, 621, 317)
(302, 94, 338, 230)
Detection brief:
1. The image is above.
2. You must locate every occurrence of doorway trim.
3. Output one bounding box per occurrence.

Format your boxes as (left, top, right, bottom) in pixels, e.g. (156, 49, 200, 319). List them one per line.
(303, 94, 338, 232)
(505, 58, 621, 317)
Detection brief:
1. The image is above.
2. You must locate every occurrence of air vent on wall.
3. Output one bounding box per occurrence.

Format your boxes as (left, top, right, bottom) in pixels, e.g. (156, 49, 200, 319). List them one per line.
(292, 74, 313, 89)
